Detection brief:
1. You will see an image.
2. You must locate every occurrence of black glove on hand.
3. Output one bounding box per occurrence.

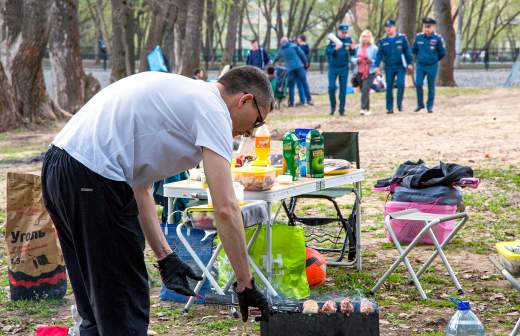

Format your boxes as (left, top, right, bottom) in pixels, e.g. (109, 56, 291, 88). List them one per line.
(157, 252, 203, 297)
(234, 280, 270, 322)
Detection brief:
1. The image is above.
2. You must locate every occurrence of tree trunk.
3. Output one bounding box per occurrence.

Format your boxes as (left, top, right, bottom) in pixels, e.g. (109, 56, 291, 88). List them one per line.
(237, 0, 245, 62)
(93, 0, 112, 56)
(454, 0, 464, 67)
(49, 0, 101, 114)
(434, 0, 456, 86)
(0, 62, 18, 131)
(174, 0, 187, 72)
(398, 0, 417, 46)
(0, 0, 67, 131)
(275, 0, 284, 46)
(204, 0, 215, 69)
(111, 0, 128, 80)
(221, 0, 240, 67)
(178, 0, 203, 77)
(138, 0, 175, 72)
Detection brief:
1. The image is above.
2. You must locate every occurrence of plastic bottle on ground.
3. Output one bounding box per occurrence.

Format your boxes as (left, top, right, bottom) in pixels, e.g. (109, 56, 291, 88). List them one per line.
(445, 298, 485, 336)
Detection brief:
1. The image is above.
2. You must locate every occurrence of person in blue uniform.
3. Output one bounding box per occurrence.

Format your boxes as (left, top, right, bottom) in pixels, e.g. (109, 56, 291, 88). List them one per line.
(326, 23, 355, 116)
(375, 19, 413, 114)
(412, 17, 446, 113)
(296, 35, 311, 106)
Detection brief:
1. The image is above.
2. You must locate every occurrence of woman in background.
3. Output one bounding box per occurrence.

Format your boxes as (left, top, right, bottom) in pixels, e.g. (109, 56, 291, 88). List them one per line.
(352, 30, 378, 116)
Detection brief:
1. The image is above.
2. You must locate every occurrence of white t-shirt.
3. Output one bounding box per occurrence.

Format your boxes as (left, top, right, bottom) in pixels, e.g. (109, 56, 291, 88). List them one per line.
(53, 72, 233, 187)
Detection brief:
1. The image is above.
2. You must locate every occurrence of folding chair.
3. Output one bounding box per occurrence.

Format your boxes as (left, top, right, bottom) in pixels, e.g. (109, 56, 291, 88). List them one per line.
(175, 201, 279, 312)
(371, 209, 468, 299)
(283, 132, 360, 264)
(489, 256, 520, 336)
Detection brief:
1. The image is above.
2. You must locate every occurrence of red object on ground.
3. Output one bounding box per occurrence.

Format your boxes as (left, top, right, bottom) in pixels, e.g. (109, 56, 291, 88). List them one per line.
(35, 325, 69, 336)
(305, 247, 327, 288)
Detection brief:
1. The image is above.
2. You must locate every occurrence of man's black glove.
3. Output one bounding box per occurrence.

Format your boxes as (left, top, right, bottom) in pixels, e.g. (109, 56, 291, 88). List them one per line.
(233, 280, 270, 322)
(157, 252, 202, 297)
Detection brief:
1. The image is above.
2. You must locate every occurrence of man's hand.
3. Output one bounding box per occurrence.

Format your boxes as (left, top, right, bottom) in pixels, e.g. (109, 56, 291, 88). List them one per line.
(335, 42, 342, 50)
(406, 64, 414, 74)
(234, 280, 269, 322)
(157, 252, 203, 297)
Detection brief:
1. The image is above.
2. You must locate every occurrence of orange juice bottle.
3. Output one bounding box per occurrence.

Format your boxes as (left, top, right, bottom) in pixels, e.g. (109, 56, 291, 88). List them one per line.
(255, 125, 271, 164)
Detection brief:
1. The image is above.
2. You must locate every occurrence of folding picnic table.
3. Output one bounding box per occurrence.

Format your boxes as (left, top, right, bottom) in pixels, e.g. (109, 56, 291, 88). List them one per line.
(163, 169, 365, 301)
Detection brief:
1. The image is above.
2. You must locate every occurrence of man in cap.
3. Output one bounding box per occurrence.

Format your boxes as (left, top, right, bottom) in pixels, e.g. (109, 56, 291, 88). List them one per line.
(41, 66, 273, 335)
(326, 23, 355, 116)
(375, 19, 413, 114)
(412, 17, 446, 113)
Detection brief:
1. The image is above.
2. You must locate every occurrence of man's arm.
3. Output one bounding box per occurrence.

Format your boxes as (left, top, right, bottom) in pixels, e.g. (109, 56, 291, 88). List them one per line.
(296, 46, 308, 66)
(438, 36, 446, 61)
(202, 148, 252, 291)
(133, 186, 172, 259)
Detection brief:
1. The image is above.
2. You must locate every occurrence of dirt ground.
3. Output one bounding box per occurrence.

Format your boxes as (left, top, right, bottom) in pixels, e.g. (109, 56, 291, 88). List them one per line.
(0, 86, 519, 335)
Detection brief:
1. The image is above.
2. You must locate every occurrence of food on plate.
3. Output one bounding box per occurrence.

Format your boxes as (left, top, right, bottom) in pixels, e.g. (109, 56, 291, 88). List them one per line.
(320, 300, 337, 313)
(324, 159, 353, 175)
(302, 300, 319, 314)
(340, 297, 354, 315)
(360, 298, 374, 315)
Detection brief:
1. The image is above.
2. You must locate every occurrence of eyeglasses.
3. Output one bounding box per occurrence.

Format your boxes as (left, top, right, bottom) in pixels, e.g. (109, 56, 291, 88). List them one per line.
(244, 92, 266, 129)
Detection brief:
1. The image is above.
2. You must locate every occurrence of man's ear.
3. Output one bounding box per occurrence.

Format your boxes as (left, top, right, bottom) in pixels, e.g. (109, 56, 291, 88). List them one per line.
(239, 93, 253, 107)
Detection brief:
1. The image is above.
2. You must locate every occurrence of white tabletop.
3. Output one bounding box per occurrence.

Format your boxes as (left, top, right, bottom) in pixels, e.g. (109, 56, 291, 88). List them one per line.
(163, 169, 364, 202)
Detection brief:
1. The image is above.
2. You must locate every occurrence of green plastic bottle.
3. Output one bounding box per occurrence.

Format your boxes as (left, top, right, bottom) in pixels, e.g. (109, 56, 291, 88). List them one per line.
(282, 132, 300, 180)
(306, 129, 324, 178)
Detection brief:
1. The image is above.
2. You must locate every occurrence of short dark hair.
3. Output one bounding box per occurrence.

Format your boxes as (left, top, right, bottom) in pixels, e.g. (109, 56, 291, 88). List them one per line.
(298, 35, 306, 42)
(193, 68, 204, 76)
(266, 66, 275, 75)
(251, 38, 258, 44)
(217, 65, 274, 112)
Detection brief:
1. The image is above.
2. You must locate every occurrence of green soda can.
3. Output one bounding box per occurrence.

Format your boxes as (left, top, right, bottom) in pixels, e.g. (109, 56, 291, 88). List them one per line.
(306, 129, 324, 178)
(282, 132, 300, 180)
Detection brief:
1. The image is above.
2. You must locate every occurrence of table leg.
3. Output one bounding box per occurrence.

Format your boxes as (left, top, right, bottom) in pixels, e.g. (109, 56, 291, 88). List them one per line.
(512, 317, 520, 336)
(167, 197, 174, 224)
(355, 181, 362, 271)
(266, 201, 273, 298)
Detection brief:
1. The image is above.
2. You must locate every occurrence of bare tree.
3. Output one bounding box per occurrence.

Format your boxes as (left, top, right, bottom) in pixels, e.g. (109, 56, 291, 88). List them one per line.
(204, 0, 215, 68)
(0, 62, 17, 131)
(311, 1, 355, 50)
(259, 0, 276, 50)
(49, 0, 101, 113)
(138, 0, 176, 72)
(221, 0, 241, 67)
(0, 0, 67, 131)
(434, 0, 456, 86)
(398, 0, 417, 46)
(178, 0, 203, 76)
(174, 0, 188, 71)
(111, 0, 129, 80)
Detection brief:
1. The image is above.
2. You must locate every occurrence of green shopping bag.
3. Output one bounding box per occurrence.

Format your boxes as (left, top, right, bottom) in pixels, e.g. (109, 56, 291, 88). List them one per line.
(215, 224, 310, 299)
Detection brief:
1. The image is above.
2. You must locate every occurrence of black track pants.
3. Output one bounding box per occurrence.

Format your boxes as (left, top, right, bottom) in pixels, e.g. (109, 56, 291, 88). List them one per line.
(41, 146, 149, 336)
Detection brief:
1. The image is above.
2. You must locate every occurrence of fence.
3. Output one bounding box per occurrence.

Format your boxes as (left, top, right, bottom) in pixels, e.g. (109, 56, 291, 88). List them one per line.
(77, 46, 519, 70)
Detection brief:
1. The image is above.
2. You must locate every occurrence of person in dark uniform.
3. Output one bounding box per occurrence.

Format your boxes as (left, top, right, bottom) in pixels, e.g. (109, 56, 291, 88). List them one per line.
(326, 23, 355, 116)
(296, 35, 311, 106)
(412, 17, 446, 113)
(375, 19, 413, 114)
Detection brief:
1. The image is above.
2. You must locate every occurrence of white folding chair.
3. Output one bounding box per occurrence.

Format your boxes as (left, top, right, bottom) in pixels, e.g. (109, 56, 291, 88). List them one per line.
(490, 256, 520, 336)
(371, 209, 468, 299)
(175, 201, 279, 312)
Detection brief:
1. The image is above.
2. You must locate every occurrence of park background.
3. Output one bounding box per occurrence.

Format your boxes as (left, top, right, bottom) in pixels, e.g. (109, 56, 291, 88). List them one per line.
(0, 0, 520, 335)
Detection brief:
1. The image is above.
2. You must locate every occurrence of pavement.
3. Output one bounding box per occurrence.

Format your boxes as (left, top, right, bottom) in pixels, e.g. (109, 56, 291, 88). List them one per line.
(42, 66, 517, 98)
